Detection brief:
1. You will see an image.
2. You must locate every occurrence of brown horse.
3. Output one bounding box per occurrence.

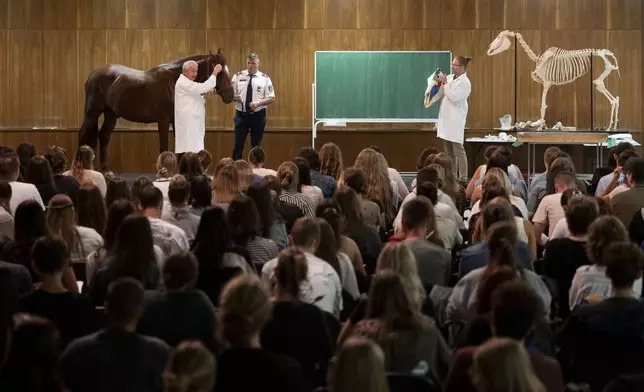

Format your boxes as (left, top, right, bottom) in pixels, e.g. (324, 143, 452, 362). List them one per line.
(79, 49, 235, 173)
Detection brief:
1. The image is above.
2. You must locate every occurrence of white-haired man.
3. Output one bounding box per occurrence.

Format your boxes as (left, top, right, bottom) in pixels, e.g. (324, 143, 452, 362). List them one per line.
(231, 53, 275, 160)
(174, 60, 222, 158)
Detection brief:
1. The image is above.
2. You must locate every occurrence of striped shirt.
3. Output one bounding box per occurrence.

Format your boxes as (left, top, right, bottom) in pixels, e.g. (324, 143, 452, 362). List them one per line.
(279, 189, 315, 217)
(247, 236, 279, 267)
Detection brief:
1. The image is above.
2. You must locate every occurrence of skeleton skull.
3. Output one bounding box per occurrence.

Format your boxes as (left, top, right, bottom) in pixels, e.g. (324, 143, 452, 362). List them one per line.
(487, 30, 514, 56)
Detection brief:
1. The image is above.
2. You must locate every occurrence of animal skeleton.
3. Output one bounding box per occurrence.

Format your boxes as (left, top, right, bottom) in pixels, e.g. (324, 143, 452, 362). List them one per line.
(487, 30, 621, 131)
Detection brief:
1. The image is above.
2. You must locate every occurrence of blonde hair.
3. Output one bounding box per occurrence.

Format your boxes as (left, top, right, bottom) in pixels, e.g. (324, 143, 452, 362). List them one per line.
(430, 152, 460, 200)
(197, 150, 212, 175)
(164, 341, 216, 392)
(70, 145, 95, 185)
(156, 151, 178, 179)
(319, 142, 343, 180)
(376, 242, 426, 311)
(276, 161, 299, 190)
(213, 158, 234, 177)
(218, 276, 272, 348)
(472, 338, 546, 392)
(483, 167, 514, 195)
(233, 160, 254, 192)
(212, 165, 239, 204)
(354, 148, 394, 222)
(275, 248, 308, 299)
(46, 194, 80, 255)
(328, 336, 389, 392)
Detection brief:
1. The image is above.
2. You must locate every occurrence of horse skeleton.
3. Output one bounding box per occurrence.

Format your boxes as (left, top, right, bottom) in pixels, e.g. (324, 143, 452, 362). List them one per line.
(487, 30, 621, 131)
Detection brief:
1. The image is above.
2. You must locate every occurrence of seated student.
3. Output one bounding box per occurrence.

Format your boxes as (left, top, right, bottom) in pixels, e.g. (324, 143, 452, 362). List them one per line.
(163, 341, 216, 392)
(469, 168, 529, 219)
(528, 155, 585, 216)
(466, 144, 499, 199)
(542, 195, 597, 319)
(342, 167, 382, 229)
(0, 152, 44, 214)
(299, 147, 337, 199)
(389, 196, 451, 287)
(417, 182, 463, 252)
(327, 336, 389, 392)
(138, 185, 190, 256)
(532, 170, 577, 242)
(528, 146, 564, 194)
(260, 248, 334, 389)
(368, 144, 410, 201)
(598, 150, 639, 199)
(249, 146, 277, 178)
(62, 278, 171, 392)
(474, 149, 528, 201)
(558, 242, 644, 392)
(611, 158, 644, 229)
(160, 175, 200, 243)
(595, 141, 635, 197)
(262, 217, 343, 318)
(216, 276, 308, 392)
(18, 236, 98, 348)
(137, 252, 217, 353)
(0, 180, 13, 240)
(445, 280, 564, 392)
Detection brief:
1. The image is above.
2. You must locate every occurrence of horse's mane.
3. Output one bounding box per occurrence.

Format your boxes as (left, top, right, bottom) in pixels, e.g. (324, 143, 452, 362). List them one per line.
(156, 54, 212, 72)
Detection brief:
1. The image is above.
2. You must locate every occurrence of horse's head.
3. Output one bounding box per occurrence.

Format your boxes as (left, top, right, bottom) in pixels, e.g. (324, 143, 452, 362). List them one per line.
(487, 30, 514, 56)
(205, 49, 234, 104)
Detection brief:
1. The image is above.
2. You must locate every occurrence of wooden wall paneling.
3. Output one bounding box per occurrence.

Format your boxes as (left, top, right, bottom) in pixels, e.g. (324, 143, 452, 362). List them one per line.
(324, 0, 357, 29)
(206, 29, 241, 129)
(157, 30, 207, 63)
(489, 29, 515, 130)
(126, 0, 157, 29)
(515, 30, 545, 126)
(495, 0, 555, 31)
(7, 0, 42, 29)
(42, 31, 78, 128)
(390, 0, 424, 31)
(207, 0, 239, 29)
(269, 30, 292, 128)
(274, 0, 305, 29)
(357, 0, 390, 29)
(0, 31, 6, 128)
(42, 0, 78, 29)
(240, 0, 275, 30)
(303, 30, 323, 132)
(78, 0, 127, 29)
(421, 0, 442, 30)
(304, 0, 324, 29)
(554, 0, 591, 30)
(0, 0, 7, 29)
(289, 30, 305, 128)
(78, 30, 107, 128)
(441, 0, 490, 30)
(7, 30, 43, 127)
(592, 0, 642, 30)
(158, 0, 207, 29)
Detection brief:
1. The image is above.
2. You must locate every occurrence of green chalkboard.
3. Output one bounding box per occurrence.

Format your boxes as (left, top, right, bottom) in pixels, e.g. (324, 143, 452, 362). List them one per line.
(314, 51, 452, 122)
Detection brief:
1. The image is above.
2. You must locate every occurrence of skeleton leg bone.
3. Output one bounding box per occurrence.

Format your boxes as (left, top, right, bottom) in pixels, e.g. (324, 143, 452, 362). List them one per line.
(535, 83, 551, 130)
(595, 82, 616, 131)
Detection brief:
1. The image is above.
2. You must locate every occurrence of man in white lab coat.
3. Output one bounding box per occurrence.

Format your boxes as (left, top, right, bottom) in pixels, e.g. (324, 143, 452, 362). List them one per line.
(437, 55, 472, 181)
(174, 60, 223, 157)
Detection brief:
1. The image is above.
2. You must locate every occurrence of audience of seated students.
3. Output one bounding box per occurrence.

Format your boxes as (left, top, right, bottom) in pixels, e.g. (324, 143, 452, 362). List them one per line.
(445, 280, 564, 392)
(249, 146, 277, 178)
(611, 158, 644, 229)
(353, 148, 398, 224)
(44, 146, 80, 201)
(197, 149, 212, 178)
(90, 215, 161, 306)
(233, 159, 256, 192)
(374, 242, 427, 313)
(26, 155, 59, 206)
(227, 194, 279, 268)
(470, 167, 529, 219)
(18, 236, 98, 348)
(0, 181, 13, 240)
(215, 276, 308, 392)
(342, 166, 382, 229)
(178, 152, 204, 183)
(327, 336, 389, 392)
(315, 218, 360, 300)
(461, 203, 534, 276)
(368, 144, 410, 201)
(63, 278, 171, 392)
(594, 142, 635, 196)
(211, 164, 240, 213)
(474, 149, 528, 202)
(105, 176, 131, 207)
(294, 157, 324, 208)
(64, 145, 107, 197)
(246, 181, 288, 250)
(187, 174, 212, 217)
(161, 175, 200, 242)
(0, 152, 45, 213)
(558, 242, 644, 391)
(163, 341, 216, 392)
(153, 151, 178, 205)
(76, 183, 108, 236)
(542, 195, 597, 318)
(276, 161, 315, 217)
(138, 185, 190, 255)
(468, 144, 521, 198)
(319, 142, 344, 185)
(333, 186, 382, 274)
(427, 152, 465, 203)
(264, 174, 305, 232)
(415, 182, 462, 251)
(532, 167, 578, 241)
(390, 196, 452, 287)
(299, 146, 338, 199)
(130, 175, 154, 205)
(260, 248, 335, 389)
(137, 252, 217, 353)
(598, 149, 639, 199)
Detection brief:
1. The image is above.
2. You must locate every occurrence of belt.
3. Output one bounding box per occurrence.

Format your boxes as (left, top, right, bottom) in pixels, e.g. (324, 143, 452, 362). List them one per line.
(237, 109, 266, 116)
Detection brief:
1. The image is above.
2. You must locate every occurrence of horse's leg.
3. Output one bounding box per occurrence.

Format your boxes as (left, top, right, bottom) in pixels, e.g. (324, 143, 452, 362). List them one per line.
(158, 119, 170, 154)
(98, 109, 118, 174)
(79, 118, 99, 153)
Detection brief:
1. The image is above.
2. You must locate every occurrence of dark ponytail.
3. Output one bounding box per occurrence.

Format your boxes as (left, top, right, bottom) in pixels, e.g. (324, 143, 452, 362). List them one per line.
(487, 221, 520, 273)
(314, 218, 342, 276)
(275, 248, 308, 299)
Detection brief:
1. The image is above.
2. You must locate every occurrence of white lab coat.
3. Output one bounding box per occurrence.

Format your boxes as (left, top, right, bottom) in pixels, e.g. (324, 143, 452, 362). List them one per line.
(173, 74, 218, 154)
(437, 72, 471, 145)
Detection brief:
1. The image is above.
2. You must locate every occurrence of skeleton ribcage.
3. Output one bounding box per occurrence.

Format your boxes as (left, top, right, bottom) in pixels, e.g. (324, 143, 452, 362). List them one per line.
(536, 48, 594, 85)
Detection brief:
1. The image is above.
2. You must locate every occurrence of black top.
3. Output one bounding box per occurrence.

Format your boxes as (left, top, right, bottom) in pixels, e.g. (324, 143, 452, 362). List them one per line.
(0, 260, 33, 296)
(346, 223, 382, 275)
(557, 297, 644, 391)
(54, 174, 80, 202)
(137, 289, 218, 353)
(260, 301, 334, 388)
(542, 238, 590, 319)
(629, 208, 644, 247)
(279, 201, 304, 233)
(216, 348, 308, 392)
(19, 289, 100, 348)
(90, 265, 160, 307)
(36, 184, 59, 207)
(62, 328, 171, 392)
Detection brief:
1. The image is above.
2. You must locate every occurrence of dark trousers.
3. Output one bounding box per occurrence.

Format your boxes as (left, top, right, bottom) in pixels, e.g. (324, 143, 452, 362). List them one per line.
(233, 109, 266, 160)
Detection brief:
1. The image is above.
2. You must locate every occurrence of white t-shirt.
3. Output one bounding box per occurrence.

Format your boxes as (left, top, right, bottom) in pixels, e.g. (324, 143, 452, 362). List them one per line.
(63, 169, 107, 197)
(9, 181, 44, 213)
(253, 167, 277, 177)
(532, 193, 565, 237)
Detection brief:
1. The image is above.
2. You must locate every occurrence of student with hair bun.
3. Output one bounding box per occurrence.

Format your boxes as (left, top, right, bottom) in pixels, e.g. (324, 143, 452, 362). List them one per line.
(276, 161, 315, 217)
(163, 341, 215, 392)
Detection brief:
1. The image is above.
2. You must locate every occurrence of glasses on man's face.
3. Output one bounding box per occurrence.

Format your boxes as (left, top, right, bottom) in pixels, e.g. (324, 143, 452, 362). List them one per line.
(453, 63, 463, 67)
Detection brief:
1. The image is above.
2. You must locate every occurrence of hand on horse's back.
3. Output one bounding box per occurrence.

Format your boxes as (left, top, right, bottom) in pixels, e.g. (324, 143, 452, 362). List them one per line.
(213, 64, 222, 76)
